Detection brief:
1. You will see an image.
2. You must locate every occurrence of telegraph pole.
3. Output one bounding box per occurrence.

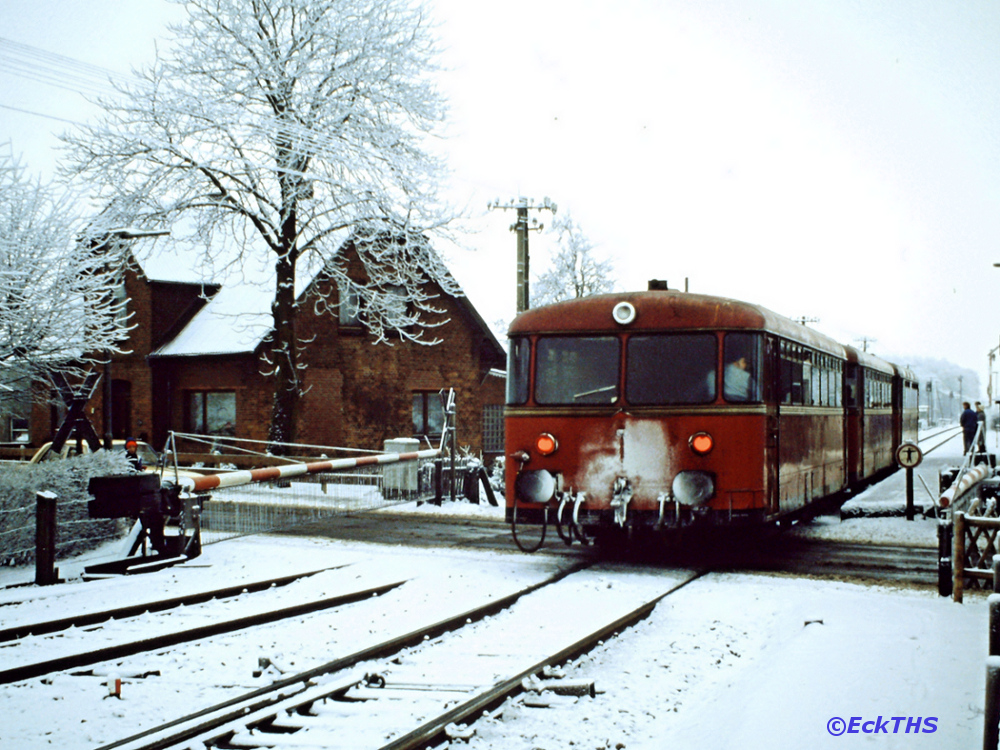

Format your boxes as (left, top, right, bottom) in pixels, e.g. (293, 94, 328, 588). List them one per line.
(488, 197, 557, 313)
(854, 336, 877, 353)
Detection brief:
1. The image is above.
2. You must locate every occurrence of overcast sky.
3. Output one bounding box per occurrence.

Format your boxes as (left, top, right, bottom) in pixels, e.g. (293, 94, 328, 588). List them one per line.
(2, 0, 999, 395)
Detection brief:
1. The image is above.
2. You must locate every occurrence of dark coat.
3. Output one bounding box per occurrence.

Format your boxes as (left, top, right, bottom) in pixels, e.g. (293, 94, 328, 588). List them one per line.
(961, 408, 978, 435)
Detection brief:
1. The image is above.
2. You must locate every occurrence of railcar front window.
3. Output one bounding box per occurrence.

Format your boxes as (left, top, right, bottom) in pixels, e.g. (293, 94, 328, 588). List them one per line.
(506, 337, 531, 405)
(535, 337, 620, 405)
(626, 334, 718, 405)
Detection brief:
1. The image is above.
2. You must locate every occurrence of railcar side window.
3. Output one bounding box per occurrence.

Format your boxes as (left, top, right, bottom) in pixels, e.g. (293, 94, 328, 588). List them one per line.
(535, 337, 620, 405)
(626, 334, 717, 405)
(721, 333, 762, 403)
(506, 337, 531, 405)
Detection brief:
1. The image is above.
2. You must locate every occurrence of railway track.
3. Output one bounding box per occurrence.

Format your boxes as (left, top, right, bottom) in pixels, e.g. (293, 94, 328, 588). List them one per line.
(96, 565, 702, 750)
(0, 566, 347, 642)
(0, 579, 405, 685)
(0, 563, 439, 686)
(919, 425, 962, 454)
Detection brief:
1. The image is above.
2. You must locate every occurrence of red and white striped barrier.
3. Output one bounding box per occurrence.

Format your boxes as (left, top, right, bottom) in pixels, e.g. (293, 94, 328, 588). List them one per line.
(939, 463, 992, 509)
(170, 448, 442, 494)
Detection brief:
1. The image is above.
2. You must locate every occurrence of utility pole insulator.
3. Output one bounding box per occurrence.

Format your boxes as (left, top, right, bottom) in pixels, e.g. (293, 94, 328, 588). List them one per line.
(488, 197, 557, 314)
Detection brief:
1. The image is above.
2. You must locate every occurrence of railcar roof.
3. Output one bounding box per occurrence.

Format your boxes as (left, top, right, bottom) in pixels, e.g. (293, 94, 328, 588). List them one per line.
(843, 345, 897, 376)
(509, 290, 847, 357)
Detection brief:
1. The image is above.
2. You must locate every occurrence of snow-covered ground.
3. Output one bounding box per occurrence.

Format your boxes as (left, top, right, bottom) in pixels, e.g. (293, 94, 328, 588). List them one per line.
(0, 430, 991, 749)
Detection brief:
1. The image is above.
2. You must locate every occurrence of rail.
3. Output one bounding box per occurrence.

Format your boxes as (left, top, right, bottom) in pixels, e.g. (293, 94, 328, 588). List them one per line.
(99, 565, 702, 750)
(95, 562, 590, 750)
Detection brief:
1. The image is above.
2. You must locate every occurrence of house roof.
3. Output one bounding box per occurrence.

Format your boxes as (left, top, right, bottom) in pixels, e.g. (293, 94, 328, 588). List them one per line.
(147, 236, 505, 364)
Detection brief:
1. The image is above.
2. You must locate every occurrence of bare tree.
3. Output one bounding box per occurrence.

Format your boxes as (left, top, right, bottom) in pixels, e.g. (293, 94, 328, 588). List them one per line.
(532, 213, 617, 306)
(61, 0, 457, 449)
(0, 151, 131, 404)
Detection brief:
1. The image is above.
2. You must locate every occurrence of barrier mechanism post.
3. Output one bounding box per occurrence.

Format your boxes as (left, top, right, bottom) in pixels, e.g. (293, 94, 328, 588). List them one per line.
(985, 656, 1000, 750)
(433, 458, 443, 506)
(938, 520, 954, 597)
(34, 491, 58, 586)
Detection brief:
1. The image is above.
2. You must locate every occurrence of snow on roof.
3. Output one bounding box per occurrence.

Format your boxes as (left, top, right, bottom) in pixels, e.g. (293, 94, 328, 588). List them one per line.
(150, 280, 274, 357)
(146, 230, 503, 360)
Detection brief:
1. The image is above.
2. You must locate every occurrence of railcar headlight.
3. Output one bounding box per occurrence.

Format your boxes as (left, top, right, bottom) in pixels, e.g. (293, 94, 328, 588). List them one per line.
(515, 470, 557, 504)
(672, 471, 715, 506)
(689, 432, 714, 455)
(535, 433, 558, 456)
(612, 301, 636, 325)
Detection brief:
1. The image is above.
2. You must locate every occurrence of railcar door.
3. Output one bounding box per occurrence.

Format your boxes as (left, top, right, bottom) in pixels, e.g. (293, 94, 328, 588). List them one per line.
(764, 335, 780, 514)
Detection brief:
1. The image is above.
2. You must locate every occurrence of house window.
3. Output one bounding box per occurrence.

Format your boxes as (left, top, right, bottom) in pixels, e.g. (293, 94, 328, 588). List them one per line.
(339, 284, 362, 327)
(412, 391, 445, 438)
(9, 416, 28, 443)
(482, 404, 504, 452)
(339, 283, 409, 331)
(382, 284, 408, 327)
(187, 391, 236, 435)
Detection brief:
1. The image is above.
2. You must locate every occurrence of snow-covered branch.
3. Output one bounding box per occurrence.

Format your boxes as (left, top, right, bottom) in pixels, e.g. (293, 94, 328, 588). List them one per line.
(0, 150, 133, 402)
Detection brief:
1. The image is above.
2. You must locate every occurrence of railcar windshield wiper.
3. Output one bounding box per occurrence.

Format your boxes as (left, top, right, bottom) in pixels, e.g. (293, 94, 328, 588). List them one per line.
(573, 384, 617, 400)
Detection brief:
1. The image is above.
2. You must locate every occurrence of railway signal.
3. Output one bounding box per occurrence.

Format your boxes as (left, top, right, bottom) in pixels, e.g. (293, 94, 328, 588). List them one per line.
(895, 441, 923, 521)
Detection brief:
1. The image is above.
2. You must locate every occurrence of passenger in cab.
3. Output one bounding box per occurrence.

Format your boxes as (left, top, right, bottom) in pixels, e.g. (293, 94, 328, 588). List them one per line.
(723, 355, 754, 402)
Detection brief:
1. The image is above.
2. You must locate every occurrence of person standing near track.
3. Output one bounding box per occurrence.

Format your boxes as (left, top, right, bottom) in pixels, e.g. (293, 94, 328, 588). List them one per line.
(976, 401, 988, 452)
(960, 402, 978, 454)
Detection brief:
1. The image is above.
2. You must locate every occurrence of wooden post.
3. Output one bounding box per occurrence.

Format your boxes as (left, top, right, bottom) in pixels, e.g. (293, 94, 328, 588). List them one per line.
(994, 556, 1000, 594)
(990, 595, 1000, 657)
(985, 656, 1000, 750)
(34, 491, 58, 586)
(955, 511, 966, 603)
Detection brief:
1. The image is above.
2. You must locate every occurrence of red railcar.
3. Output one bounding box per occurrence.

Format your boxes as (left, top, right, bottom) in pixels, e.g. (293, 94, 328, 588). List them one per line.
(504, 287, 918, 547)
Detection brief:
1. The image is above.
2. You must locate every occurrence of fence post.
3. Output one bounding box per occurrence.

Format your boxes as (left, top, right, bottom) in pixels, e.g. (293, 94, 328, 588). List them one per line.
(991, 595, 1000, 657)
(986, 656, 1000, 750)
(35, 490, 58, 586)
(955, 511, 966, 603)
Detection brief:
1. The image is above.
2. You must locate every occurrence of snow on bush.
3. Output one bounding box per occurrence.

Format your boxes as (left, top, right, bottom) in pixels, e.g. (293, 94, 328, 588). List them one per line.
(0, 451, 134, 566)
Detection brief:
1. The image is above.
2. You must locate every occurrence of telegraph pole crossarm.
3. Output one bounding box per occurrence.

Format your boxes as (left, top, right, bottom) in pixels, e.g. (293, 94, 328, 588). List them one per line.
(488, 197, 557, 313)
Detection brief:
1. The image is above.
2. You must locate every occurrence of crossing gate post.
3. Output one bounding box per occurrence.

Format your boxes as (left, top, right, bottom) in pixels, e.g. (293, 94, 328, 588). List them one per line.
(939, 520, 954, 597)
(34, 491, 58, 586)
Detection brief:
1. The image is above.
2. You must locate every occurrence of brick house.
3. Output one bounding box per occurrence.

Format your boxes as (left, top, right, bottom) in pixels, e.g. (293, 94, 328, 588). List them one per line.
(25, 237, 507, 458)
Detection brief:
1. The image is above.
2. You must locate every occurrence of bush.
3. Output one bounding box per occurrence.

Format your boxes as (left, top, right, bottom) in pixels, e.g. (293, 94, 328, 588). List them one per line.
(0, 451, 134, 567)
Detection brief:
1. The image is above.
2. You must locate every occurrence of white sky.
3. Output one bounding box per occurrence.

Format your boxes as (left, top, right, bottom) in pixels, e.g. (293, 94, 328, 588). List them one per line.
(2, 0, 999, 392)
